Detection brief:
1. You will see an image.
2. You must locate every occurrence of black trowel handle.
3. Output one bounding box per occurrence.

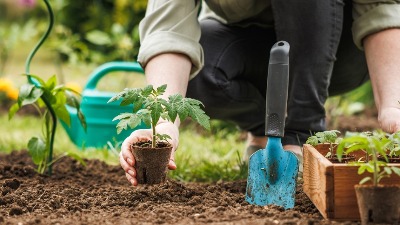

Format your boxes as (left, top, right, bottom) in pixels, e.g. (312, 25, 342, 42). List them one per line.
(266, 41, 290, 137)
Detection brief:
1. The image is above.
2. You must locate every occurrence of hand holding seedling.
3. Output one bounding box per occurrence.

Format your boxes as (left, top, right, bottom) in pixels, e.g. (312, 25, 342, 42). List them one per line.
(109, 84, 210, 186)
(120, 121, 179, 186)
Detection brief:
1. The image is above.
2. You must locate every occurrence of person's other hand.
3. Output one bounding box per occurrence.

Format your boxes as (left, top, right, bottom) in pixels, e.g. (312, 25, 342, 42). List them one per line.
(378, 107, 400, 133)
(119, 121, 179, 186)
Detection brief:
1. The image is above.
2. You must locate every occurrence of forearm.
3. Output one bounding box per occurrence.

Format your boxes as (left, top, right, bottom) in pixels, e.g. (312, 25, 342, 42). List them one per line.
(364, 28, 400, 111)
(145, 53, 191, 97)
(145, 53, 192, 128)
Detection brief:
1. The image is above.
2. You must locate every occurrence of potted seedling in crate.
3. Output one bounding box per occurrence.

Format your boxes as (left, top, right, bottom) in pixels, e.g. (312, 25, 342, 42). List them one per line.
(109, 84, 210, 184)
(337, 130, 400, 224)
(303, 130, 400, 220)
(305, 130, 358, 162)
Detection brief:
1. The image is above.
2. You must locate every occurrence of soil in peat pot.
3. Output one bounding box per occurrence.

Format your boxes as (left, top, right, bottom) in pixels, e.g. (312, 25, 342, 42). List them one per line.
(0, 108, 378, 224)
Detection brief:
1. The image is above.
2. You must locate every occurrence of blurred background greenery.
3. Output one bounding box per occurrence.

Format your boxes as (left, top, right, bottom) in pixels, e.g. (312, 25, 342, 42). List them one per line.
(0, 0, 375, 182)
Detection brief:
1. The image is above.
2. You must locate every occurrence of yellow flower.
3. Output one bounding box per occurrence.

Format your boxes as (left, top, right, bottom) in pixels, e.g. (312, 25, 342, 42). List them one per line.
(65, 82, 82, 94)
(6, 87, 19, 100)
(0, 78, 14, 93)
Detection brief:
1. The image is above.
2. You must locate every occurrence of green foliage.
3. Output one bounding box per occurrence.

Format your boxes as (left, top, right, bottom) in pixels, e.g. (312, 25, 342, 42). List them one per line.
(306, 130, 341, 158)
(386, 132, 400, 157)
(8, 75, 86, 174)
(0, 19, 41, 76)
(337, 130, 400, 186)
(48, 0, 145, 64)
(109, 84, 211, 148)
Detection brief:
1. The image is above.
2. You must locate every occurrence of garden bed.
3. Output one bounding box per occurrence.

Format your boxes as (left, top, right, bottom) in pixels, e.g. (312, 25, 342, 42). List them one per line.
(0, 150, 359, 225)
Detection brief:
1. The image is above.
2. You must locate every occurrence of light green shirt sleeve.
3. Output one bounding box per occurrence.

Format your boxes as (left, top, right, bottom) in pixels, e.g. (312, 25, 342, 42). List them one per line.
(352, 0, 400, 50)
(138, 0, 203, 79)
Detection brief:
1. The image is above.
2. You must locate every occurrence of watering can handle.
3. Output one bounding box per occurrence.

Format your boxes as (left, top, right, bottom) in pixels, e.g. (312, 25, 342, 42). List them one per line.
(84, 61, 144, 90)
(265, 41, 290, 137)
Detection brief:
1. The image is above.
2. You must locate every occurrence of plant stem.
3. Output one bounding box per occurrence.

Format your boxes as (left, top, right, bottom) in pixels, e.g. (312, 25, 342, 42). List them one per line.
(372, 147, 378, 186)
(152, 123, 156, 148)
(25, 0, 56, 175)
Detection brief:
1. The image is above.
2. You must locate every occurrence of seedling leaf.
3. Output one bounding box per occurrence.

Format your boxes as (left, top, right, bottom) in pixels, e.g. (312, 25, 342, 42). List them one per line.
(109, 84, 210, 148)
(359, 177, 371, 185)
(8, 103, 20, 120)
(28, 137, 46, 165)
(392, 167, 400, 176)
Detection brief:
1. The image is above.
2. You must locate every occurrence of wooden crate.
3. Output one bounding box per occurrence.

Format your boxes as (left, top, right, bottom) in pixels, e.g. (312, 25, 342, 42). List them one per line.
(302, 144, 400, 221)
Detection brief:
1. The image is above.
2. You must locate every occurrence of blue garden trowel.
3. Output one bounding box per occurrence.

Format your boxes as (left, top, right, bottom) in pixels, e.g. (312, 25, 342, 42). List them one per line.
(245, 41, 299, 209)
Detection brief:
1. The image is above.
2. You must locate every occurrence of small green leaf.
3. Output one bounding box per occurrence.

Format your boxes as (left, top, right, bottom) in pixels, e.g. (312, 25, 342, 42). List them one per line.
(108, 89, 127, 103)
(183, 99, 210, 130)
(128, 115, 142, 130)
(113, 113, 140, 134)
(156, 84, 167, 95)
(8, 103, 20, 120)
(120, 89, 141, 106)
(45, 75, 57, 90)
(392, 167, 400, 176)
(150, 102, 163, 126)
(359, 177, 372, 185)
(18, 83, 35, 101)
(116, 119, 129, 134)
(54, 105, 70, 125)
(384, 167, 392, 175)
(27, 137, 46, 165)
(156, 133, 171, 142)
(77, 110, 87, 131)
(142, 85, 153, 96)
(65, 93, 78, 108)
(358, 165, 367, 174)
(133, 98, 144, 113)
(306, 136, 319, 146)
(113, 112, 133, 121)
(22, 87, 44, 106)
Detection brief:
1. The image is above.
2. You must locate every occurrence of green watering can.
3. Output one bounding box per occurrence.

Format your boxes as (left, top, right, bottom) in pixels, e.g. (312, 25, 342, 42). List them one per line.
(61, 61, 147, 148)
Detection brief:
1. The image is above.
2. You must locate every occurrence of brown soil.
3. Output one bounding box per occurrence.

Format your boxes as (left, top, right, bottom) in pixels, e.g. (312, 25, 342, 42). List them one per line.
(0, 150, 359, 225)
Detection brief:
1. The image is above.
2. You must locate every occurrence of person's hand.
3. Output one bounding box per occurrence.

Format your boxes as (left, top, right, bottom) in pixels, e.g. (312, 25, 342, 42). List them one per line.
(119, 121, 179, 186)
(378, 107, 400, 133)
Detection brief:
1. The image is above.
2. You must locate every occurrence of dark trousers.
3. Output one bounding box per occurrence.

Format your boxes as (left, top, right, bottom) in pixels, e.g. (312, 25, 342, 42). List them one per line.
(186, 0, 369, 145)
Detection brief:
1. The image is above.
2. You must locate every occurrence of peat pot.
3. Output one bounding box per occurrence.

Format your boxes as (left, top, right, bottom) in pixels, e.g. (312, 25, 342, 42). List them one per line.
(302, 144, 400, 221)
(131, 143, 172, 184)
(355, 184, 400, 225)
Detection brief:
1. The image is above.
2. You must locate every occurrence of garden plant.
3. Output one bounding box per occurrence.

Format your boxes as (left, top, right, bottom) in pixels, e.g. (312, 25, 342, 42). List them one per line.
(7, 0, 86, 175)
(336, 130, 400, 224)
(109, 84, 211, 184)
(306, 130, 341, 159)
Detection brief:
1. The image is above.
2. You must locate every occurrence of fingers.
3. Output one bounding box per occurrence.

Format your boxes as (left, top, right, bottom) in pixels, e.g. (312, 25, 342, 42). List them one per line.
(125, 171, 138, 186)
(378, 107, 400, 133)
(120, 130, 152, 186)
(168, 150, 177, 170)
